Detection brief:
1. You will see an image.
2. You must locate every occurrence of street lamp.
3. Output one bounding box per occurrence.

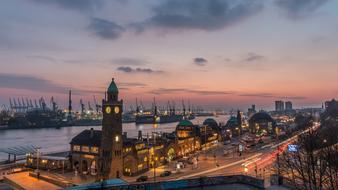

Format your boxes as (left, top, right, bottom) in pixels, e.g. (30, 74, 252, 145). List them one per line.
(244, 167, 248, 175)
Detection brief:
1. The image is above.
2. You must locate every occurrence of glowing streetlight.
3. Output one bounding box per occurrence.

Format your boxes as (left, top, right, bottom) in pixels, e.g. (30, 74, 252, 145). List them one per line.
(244, 167, 248, 174)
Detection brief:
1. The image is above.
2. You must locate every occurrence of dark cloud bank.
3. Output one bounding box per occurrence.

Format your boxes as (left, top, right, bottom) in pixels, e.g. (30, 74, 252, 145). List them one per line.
(193, 57, 208, 66)
(0, 73, 101, 95)
(31, 0, 103, 13)
(29, 0, 331, 41)
(275, 0, 329, 19)
(88, 18, 125, 40)
(117, 66, 163, 74)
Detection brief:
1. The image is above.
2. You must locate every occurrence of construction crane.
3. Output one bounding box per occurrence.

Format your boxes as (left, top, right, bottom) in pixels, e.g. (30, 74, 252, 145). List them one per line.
(21, 98, 26, 111)
(13, 98, 18, 112)
(93, 95, 101, 113)
(26, 98, 30, 110)
(182, 100, 186, 116)
(171, 100, 176, 115)
(34, 99, 38, 109)
(67, 90, 73, 121)
(50, 97, 58, 112)
(80, 99, 85, 114)
(40, 97, 46, 110)
(1, 104, 8, 111)
(29, 99, 33, 109)
(153, 97, 158, 116)
(17, 98, 22, 112)
(140, 100, 145, 111)
(88, 101, 93, 112)
(136, 98, 140, 114)
(9, 98, 13, 111)
(167, 101, 172, 115)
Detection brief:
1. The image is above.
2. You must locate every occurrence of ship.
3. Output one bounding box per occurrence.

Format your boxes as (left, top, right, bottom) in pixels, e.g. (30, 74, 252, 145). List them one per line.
(135, 99, 195, 124)
(7, 107, 66, 129)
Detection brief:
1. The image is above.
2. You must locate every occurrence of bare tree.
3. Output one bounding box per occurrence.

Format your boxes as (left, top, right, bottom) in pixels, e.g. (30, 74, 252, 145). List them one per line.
(278, 122, 338, 189)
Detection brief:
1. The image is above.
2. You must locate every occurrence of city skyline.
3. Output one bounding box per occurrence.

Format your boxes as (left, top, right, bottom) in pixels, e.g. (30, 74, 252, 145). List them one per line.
(1, 0, 338, 110)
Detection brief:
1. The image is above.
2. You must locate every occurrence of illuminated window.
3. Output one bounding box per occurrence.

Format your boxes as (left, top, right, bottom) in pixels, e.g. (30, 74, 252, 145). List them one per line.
(90, 146, 99, 153)
(135, 143, 145, 150)
(144, 157, 148, 162)
(125, 168, 131, 173)
(138, 164, 143, 169)
(115, 135, 119, 142)
(82, 146, 89, 152)
(73, 145, 81, 151)
(177, 130, 191, 138)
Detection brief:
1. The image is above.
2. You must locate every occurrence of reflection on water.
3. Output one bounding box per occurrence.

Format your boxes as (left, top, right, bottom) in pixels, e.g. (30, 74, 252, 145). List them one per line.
(0, 116, 229, 161)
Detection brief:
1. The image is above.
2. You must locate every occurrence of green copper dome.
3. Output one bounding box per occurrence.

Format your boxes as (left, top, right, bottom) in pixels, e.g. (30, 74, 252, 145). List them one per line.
(107, 78, 118, 93)
(178, 120, 193, 126)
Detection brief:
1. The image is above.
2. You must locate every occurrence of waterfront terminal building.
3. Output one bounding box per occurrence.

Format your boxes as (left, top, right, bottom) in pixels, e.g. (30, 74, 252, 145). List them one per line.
(26, 79, 222, 178)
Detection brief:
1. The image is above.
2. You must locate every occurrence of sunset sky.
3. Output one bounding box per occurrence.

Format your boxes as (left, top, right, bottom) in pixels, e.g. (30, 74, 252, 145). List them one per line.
(0, 0, 337, 110)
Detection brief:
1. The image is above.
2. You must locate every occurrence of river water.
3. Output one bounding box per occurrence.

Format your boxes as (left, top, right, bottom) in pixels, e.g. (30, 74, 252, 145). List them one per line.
(0, 116, 229, 161)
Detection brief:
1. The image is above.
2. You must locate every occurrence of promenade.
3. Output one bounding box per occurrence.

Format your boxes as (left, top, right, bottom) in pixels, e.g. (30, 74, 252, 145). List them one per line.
(4, 172, 61, 190)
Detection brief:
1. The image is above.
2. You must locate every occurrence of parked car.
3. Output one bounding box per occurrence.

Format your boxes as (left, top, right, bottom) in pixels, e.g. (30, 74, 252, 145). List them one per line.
(160, 171, 172, 177)
(136, 176, 148, 182)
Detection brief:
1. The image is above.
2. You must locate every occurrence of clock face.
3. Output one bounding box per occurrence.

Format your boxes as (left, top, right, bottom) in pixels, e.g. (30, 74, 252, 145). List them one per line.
(105, 106, 111, 114)
(114, 106, 120, 114)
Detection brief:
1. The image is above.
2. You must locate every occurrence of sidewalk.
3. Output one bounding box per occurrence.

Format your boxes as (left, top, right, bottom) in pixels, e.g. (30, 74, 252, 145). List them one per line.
(4, 172, 61, 190)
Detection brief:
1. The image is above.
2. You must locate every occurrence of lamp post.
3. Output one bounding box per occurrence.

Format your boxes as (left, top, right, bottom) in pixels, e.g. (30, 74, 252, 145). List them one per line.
(244, 167, 248, 175)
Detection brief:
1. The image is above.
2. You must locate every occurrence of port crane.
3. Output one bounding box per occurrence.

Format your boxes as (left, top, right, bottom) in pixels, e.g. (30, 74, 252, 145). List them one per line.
(9, 98, 30, 112)
(182, 100, 186, 116)
(80, 99, 85, 115)
(50, 97, 58, 112)
(88, 101, 93, 112)
(93, 95, 101, 114)
(136, 98, 140, 114)
(34, 99, 38, 109)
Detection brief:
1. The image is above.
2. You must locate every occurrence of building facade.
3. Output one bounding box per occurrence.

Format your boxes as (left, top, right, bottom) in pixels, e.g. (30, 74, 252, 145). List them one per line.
(249, 111, 276, 135)
(67, 79, 223, 179)
(275, 101, 285, 112)
(285, 101, 293, 111)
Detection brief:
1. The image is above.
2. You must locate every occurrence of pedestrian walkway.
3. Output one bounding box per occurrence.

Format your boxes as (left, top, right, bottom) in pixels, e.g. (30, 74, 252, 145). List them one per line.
(4, 172, 61, 190)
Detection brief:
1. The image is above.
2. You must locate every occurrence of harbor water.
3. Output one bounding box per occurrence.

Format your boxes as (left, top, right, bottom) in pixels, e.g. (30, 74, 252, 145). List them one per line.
(0, 116, 229, 161)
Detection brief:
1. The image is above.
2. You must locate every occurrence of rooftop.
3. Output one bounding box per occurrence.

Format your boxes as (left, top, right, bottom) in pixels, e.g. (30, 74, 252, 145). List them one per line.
(107, 78, 118, 93)
(70, 129, 101, 147)
(249, 111, 274, 123)
(177, 120, 193, 126)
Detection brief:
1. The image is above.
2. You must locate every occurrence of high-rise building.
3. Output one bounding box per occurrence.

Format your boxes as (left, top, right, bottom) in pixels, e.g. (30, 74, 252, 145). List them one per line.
(285, 101, 293, 110)
(99, 78, 123, 179)
(275, 101, 285, 112)
(324, 99, 337, 109)
(248, 104, 256, 117)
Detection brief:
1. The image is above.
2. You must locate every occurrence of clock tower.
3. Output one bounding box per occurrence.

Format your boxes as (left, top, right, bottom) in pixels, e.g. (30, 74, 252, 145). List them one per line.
(99, 78, 123, 179)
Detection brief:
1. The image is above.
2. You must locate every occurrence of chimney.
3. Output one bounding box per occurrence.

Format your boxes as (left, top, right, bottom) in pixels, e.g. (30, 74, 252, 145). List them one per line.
(138, 130, 142, 140)
(90, 128, 94, 138)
